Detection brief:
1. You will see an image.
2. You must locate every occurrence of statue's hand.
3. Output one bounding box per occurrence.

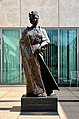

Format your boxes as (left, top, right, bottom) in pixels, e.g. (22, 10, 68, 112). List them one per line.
(34, 48, 41, 54)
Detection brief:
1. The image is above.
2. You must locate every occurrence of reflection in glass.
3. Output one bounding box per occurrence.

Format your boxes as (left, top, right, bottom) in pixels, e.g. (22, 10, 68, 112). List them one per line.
(2, 30, 20, 83)
(44, 29, 58, 82)
(60, 29, 77, 84)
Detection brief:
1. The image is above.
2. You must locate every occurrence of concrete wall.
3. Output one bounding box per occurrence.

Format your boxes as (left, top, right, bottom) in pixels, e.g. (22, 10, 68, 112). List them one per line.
(0, 0, 20, 27)
(21, 0, 58, 27)
(59, 0, 79, 27)
(0, 0, 79, 28)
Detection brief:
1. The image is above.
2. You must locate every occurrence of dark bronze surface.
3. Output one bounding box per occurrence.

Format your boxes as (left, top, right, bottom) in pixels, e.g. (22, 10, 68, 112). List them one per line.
(20, 11, 59, 97)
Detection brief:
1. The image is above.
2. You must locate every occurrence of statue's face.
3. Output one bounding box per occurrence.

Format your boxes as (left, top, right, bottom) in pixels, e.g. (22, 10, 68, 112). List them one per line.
(30, 18, 39, 26)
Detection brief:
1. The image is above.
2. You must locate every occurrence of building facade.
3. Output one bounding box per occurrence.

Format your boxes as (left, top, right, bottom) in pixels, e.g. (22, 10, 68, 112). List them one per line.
(0, 0, 79, 86)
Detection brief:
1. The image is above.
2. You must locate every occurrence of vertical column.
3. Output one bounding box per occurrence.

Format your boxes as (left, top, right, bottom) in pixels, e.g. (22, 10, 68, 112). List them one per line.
(20, 0, 22, 83)
(77, 29, 79, 86)
(20, 0, 21, 28)
(58, 0, 60, 84)
(58, 29, 60, 83)
(0, 30, 1, 83)
(20, 29, 22, 83)
(0, 29, 2, 83)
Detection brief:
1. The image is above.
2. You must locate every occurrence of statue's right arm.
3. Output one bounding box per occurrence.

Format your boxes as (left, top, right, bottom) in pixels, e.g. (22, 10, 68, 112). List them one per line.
(20, 28, 28, 47)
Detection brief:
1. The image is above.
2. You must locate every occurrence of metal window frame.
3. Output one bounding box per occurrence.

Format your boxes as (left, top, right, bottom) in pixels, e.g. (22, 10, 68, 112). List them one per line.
(58, 29, 60, 83)
(20, 29, 22, 83)
(77, 29, 79, 87)
(1, 29, 2, 83)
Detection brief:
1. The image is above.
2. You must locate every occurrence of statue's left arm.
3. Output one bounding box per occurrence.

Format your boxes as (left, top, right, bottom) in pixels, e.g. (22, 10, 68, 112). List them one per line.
(35, 29, 50, 55)
(40, 29, 50, 51)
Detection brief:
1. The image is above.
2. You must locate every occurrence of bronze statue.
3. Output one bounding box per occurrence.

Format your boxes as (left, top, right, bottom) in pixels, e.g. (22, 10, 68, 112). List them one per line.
(20, 11, 59, 97)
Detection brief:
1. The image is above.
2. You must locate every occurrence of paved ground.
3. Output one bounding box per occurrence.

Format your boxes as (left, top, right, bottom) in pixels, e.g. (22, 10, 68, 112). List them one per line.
(55, 87, 79, 119)
(0, 85, 79, 119)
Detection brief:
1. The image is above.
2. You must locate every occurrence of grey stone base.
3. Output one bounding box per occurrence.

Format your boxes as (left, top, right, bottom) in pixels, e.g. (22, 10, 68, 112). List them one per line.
(21, 94, 58, 113)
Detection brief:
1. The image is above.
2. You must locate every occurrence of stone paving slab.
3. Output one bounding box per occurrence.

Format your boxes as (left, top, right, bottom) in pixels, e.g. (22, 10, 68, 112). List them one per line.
(18, 116, 60, 119)
(55, 87, 79, 119)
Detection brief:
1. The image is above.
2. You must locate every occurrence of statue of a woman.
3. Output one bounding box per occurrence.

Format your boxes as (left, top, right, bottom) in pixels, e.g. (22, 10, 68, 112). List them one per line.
(20, 11, 59, 97)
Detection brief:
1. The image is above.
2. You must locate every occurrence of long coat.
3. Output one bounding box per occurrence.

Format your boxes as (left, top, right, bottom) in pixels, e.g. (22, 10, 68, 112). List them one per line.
(20, 26, 59, 96)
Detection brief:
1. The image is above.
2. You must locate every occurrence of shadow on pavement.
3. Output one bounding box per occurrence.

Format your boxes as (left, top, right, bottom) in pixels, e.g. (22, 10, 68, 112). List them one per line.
(0, 106, 20, 112)
(0, 106, 59, 116)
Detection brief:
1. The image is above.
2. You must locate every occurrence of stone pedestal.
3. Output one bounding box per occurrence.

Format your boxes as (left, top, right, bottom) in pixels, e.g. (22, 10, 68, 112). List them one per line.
(21, 94, 58, 113)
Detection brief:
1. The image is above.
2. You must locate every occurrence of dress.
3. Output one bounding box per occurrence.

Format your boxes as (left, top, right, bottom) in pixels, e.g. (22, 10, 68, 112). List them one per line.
(20, 26, 59, 96)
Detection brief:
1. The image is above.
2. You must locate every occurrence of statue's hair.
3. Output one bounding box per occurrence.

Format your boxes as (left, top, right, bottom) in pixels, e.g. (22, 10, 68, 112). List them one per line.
(29, 11, 39, 19)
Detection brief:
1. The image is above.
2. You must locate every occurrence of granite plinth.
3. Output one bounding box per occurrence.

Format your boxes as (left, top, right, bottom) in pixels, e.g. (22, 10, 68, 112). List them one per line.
(21, 94, 58, 113)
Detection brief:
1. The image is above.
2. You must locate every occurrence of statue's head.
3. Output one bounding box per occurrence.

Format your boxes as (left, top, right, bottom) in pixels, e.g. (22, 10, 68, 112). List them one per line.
(29, 11, 39, 20)
(29, 11, 39, 25)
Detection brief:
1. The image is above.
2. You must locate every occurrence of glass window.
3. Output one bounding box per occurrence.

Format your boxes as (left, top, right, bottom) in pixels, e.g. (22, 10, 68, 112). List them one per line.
(60, 29, 77, 84)
(44, 29, 58, 82)
(2, 29, 20, 83)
